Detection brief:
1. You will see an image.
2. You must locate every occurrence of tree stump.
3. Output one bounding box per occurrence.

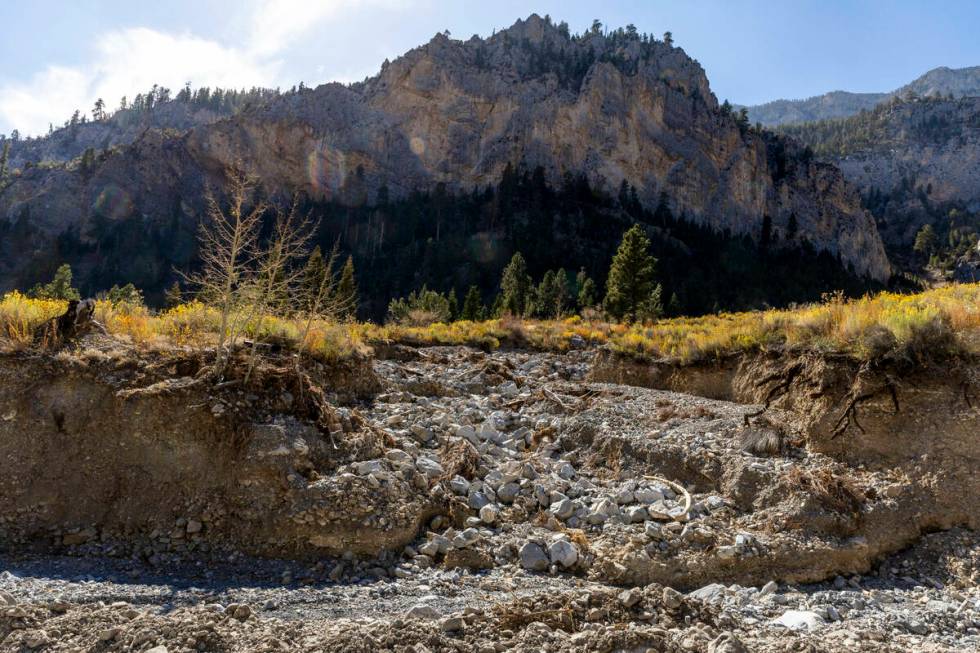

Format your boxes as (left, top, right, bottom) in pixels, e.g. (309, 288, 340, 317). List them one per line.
(32, 299, 104, 349)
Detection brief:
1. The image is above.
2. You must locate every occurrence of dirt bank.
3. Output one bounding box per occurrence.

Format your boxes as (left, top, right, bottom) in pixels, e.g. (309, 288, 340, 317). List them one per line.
(590, 348, 980, 581)
(0, 338, 440, 560)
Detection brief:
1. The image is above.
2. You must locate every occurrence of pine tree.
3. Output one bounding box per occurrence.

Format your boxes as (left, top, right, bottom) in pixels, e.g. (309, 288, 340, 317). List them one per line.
(913, 224, 938, 256)
(79, 147, 96, 175)
(760, 215, 772, 250)
(302, 246, 328, 307)
(106, 283, 144, 306)
(786, 213, 798, 241)
(552, 268, 571, 317)
(603, 225, 659, 322)
(534, 270, 558, 318)
(29, 264, 81, 301)
(446, 288, 458, 321)
(335, 255, 358, 319)
(499, 252, 532, 316)
(461, 285, 484, 321)
(577, 276, 597, 310)
(164, 281, 183, 308)
(641, 283, 664, 321)
(0, 141, 9, 184)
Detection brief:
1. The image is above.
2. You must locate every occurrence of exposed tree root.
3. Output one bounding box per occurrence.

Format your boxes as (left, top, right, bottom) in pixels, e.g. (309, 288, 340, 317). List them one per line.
(297, 370, 344, 448)
(831, 378, 900, 440)
(742, 361, 804, 426)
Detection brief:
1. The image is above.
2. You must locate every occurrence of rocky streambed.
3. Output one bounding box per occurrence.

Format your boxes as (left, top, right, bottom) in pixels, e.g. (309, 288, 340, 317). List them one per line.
(0, 337, 978, 651)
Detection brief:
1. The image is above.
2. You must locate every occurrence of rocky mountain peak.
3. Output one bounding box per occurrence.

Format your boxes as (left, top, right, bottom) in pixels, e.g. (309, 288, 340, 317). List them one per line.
(0, 17, 891, 296)
(493, 13, 558, 45)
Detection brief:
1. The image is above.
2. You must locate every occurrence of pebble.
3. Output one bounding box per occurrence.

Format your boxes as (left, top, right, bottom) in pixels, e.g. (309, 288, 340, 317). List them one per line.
(618, 588, 642, 607)
(479, 503, 500, 525)
(557, 463, 576, 480)
(440, 615, 464, 631)
(759, 581, 778, 596)
(662, 587, 683, 609)
(496, 482, 521, 504)
(550, 499, 575, 520)
(405, 605, 440, 619)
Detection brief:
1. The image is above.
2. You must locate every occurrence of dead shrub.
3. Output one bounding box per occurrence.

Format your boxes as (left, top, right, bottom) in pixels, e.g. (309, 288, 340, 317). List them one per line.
(739, 418, 786, 456)
(439, 438, 482, 480)
(785, 467, 864, 515)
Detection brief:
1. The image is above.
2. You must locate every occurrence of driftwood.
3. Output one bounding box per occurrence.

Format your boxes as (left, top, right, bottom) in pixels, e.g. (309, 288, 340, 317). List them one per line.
(32, 299, 107, 349)
(643, 475, 693, 522)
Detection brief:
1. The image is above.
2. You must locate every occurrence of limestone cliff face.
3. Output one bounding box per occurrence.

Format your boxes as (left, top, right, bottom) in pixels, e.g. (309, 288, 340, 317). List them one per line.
(785, 96, 980, 250)
(0, 14, 890, 289)
(832, 98, 980, 209)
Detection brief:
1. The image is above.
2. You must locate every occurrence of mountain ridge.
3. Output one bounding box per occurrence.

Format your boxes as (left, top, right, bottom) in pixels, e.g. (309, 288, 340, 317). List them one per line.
(0, 14, 890, 306)
(744, 65, 980, 127)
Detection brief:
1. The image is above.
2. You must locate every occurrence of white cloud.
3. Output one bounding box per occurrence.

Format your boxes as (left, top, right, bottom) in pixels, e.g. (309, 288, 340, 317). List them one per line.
(247, 0, 415, 56)
(0, 0, 416, 136)
(0, 27, 278, 136)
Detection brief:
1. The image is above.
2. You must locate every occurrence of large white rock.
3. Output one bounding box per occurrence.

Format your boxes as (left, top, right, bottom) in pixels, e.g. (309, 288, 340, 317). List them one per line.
(519, 542, 550, 571)
(548, 540, 578, 568)
(771, 610, 825, 630)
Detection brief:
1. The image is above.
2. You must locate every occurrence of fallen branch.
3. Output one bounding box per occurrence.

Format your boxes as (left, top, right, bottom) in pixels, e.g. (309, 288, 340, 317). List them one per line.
(116, 376, 203, 400)
(542, 387, 575, 412)
(643, 475, 692, 522)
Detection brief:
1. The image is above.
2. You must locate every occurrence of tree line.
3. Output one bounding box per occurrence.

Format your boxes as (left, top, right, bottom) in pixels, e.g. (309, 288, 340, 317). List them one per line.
(383, 223, 659, 325)
(13, 161, 878, 321)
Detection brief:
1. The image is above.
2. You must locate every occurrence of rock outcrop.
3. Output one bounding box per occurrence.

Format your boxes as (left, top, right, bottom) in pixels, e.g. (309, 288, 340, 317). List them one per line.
(0, 14, 890, 292)
(783, 96, 980, 253)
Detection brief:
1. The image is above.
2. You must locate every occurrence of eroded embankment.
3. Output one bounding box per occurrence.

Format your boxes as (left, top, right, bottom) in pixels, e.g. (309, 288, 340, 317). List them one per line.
(590, 348, 980, 581)
(0, 343, 439, 559)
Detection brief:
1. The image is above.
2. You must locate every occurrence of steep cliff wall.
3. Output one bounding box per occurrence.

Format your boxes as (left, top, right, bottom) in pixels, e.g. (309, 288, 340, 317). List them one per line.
(0, 14, 890, 293)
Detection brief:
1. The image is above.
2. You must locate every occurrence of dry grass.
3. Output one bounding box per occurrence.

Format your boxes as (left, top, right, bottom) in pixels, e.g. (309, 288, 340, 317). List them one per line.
(0, 292, 64, 344)
(362, 283, 980, 363)
(2, 283, 979, 364)
(785, 467, 865, 516)
(0, 292, 366, 361)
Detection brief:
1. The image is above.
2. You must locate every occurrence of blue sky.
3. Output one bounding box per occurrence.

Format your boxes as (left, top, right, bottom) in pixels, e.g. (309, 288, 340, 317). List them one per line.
(1, 1, 978, 136)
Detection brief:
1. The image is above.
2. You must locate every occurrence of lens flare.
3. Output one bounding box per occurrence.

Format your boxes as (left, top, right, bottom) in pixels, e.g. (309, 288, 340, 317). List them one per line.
(92, 184, 134, 220)
(469, 231, 499, 264)
(306, 143, 345, 199)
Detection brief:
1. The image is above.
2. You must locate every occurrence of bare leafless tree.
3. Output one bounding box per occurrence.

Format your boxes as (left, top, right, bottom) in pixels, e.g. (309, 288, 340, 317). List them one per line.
(182, 167, 267, 376)
(241, 200, 316, 380)
(187, 165, 355, 379)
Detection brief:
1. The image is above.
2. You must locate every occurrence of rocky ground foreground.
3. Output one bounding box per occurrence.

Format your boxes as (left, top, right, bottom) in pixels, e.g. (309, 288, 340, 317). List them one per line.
(1, 343, 978, 651)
